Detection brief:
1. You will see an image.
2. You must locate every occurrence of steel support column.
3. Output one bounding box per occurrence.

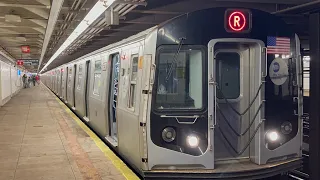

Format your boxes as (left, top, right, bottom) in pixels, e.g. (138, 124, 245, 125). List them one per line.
(309, 12, 320, 180)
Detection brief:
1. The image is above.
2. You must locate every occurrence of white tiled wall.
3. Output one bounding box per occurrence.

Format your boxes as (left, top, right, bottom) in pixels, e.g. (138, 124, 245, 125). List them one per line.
(1, 61, 11, 101)
(0, 57, 23, 106)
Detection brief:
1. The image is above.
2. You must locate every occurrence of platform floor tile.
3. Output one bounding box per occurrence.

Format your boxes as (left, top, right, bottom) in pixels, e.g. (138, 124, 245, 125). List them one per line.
(0, 84, 138, 180)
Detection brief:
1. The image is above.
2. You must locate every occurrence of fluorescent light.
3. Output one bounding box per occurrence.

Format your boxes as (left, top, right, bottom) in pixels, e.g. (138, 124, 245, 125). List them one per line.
(40, 0, 115, 73)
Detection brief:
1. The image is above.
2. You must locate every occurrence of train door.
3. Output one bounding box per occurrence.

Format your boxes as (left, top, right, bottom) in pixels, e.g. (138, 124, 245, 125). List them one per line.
(208, 39, 265, 163)
(53, 72, 55, 92)
(60, 69, 63, 97)
(108, 53, 120, 141)
(57, 70, 60, 95)
(73, 64, 77, 108)
(66, 67, 69, 103)
(84, 60, 91, 120)
(62, 68, 66, 100)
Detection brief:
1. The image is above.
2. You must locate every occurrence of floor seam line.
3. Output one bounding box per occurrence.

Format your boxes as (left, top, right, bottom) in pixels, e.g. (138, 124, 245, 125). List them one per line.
(12, 101, 29, 180)
(48, 99, 78, 180)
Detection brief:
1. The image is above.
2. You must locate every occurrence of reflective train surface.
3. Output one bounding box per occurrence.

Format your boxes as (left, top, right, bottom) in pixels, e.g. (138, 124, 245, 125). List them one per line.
(42, 7, 303, 179)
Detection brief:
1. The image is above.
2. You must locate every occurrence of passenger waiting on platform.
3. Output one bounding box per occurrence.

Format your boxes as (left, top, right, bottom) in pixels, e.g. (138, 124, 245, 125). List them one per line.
(32, 75, 36, 86)
(27, 77, 32, 88)
(35, 75, 40, 85)
(22, 74, 27, 88)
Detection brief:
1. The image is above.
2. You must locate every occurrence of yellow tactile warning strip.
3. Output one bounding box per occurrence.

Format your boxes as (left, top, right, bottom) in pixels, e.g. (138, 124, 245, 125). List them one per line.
(44, 85, 140, 180)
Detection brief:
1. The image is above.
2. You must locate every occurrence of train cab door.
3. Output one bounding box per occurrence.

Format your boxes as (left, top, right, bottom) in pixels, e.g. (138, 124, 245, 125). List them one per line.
(208, 39, 266, 164)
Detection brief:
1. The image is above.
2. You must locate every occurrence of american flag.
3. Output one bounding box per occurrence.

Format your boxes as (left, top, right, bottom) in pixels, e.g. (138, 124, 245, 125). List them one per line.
(267, 36, 291, 55)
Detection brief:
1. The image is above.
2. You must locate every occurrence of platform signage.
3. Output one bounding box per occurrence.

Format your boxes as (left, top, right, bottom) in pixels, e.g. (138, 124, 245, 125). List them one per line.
(18, 59, 39, 66)
(225, 9, 251, 33)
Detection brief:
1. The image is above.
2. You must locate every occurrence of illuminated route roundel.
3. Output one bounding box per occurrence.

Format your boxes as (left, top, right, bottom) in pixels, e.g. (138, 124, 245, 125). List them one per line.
(228, 11, 246, 31)
(225, 9, 251, 33)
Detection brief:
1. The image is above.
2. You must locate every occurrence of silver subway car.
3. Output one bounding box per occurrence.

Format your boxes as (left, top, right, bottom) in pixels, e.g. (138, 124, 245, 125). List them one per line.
(42, 7, 303, 179)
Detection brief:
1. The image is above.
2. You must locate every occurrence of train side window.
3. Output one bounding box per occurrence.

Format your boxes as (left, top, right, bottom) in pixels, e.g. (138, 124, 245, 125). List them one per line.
(128, 54, 139, 109)
(77, 64, 83, 90)
(215, 52, 240, 99)
(68, 67, 72, 87)
(93, 60, 102, 96)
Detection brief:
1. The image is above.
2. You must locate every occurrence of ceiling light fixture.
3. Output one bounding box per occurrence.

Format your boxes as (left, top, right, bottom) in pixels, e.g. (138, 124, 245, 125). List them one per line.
(40, 0, 116, 73)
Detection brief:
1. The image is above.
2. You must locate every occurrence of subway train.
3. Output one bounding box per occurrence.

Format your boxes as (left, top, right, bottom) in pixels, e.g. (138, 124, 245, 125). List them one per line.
(42, 7, 303, 179)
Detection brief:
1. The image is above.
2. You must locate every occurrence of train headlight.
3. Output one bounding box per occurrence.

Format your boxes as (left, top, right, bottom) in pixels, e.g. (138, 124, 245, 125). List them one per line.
(266, 131, 279, 142)
(186, 134, 199, 148)
(162, 127, 176, 143)
(281, 121, 292, 135)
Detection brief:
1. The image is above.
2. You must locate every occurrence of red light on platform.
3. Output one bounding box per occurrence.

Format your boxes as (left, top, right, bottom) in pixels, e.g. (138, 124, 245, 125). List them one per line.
(21, 45, 30, 53)
(16, 60, 23, 66)
(225, 9, 251, 33)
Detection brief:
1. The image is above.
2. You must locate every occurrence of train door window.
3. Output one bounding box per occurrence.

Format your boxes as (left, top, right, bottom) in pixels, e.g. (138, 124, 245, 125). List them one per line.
(128, 54, 138, 109)
(93, 60, 102, 96)
(77, 64, 83, 90)
(215, 52, 240, 99)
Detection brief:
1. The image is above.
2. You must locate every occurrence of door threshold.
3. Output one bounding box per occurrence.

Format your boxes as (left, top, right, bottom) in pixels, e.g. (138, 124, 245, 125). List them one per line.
(105, 136, 118, 147)
(83, 116, 90, 122)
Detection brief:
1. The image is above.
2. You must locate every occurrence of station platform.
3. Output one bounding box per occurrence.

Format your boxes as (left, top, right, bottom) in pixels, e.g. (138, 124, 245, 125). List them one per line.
(0, 84, 139, 180)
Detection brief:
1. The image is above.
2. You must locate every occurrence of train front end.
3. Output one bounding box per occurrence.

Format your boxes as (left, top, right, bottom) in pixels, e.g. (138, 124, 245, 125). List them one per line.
(143, 7, 303, 179)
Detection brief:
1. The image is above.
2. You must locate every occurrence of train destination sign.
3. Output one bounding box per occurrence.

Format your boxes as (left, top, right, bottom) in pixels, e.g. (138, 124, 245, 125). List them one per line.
(225, 9, 251, 33)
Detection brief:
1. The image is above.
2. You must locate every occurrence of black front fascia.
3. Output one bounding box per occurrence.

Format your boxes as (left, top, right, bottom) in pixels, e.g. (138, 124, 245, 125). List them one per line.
(150, 7, 298, 155)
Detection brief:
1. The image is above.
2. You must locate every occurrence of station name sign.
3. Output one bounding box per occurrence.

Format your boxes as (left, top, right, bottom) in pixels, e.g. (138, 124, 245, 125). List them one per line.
(17, 59, 39, 66)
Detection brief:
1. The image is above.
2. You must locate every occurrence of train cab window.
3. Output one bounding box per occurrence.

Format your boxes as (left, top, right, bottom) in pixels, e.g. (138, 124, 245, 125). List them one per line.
(128, 55, 139, 109)
(93, 60, 102, 96)
(215, 52, 240, 99)
(155, 47, 204, 109)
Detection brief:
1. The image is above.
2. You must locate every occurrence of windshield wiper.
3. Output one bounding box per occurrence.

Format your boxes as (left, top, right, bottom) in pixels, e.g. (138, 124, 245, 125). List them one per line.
(165, 37, 186, 82)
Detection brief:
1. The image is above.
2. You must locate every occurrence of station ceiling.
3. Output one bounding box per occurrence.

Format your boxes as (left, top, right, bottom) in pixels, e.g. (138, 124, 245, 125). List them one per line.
(0, 0, 317, 72)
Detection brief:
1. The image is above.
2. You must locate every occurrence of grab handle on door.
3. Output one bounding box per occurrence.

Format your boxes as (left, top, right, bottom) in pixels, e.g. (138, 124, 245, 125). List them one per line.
(150, 64, 156, 85)
(262, 47, 268, 78)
